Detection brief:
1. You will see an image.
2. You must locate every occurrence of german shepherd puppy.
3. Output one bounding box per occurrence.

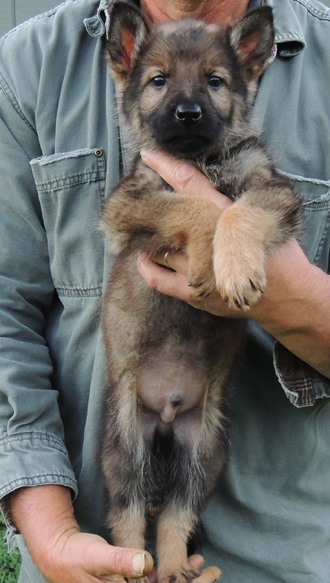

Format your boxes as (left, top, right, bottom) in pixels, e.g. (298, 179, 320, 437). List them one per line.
(101, 3, 302, 582)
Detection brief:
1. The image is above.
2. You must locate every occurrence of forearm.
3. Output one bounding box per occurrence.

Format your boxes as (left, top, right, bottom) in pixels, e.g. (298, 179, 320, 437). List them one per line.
(8, 486, 80, 575)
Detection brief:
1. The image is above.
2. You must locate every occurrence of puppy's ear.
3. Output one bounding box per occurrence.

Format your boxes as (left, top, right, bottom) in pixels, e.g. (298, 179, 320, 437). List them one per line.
(227, 6, 275, 82)
(107, 1, 149, 82)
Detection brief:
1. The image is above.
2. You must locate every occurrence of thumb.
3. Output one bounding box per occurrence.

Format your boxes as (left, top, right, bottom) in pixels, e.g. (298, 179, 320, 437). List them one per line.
(85, 540, 153, 579)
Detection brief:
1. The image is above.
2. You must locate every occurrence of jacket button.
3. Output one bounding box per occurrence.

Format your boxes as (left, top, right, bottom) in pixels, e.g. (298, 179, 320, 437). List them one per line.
(94, 148, 103, 157)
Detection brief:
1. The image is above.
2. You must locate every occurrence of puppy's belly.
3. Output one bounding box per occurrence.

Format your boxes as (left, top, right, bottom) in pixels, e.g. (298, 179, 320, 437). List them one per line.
(137, 338, 209, 444)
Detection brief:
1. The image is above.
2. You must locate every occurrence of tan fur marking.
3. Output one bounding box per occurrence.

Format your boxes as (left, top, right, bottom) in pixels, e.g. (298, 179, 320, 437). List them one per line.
(156, 509, 198, 583)
(111, 505, 146, 550)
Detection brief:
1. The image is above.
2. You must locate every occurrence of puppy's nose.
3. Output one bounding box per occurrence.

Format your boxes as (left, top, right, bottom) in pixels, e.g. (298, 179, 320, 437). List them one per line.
(175, 104, 202, 125)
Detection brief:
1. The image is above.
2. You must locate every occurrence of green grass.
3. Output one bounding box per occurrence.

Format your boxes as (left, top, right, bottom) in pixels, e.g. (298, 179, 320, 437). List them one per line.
(0, 515, 21, 583)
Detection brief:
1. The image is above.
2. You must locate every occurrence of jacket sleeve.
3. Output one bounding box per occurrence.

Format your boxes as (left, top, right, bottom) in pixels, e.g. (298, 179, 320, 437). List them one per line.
(0, 72, 78, 519)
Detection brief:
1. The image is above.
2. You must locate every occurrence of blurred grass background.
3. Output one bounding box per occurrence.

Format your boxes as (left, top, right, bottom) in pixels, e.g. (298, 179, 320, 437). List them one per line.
(0, 515, 21, 583)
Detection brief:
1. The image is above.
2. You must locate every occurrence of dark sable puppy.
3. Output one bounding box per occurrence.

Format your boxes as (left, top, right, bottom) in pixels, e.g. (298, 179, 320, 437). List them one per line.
(101, 4, 302, 583)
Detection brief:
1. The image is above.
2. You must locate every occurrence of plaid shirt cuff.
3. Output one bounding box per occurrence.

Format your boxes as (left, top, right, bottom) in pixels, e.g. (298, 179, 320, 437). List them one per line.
(274, 341, 330, 407)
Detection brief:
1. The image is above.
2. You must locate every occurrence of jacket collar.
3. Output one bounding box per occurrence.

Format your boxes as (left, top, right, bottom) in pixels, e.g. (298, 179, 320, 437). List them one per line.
(84, 0, 110, 37)
(268, 0, 305, 57)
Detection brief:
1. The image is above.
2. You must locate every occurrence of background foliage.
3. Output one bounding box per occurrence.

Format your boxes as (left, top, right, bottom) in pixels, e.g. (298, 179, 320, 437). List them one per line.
(0, 515, 20, 583)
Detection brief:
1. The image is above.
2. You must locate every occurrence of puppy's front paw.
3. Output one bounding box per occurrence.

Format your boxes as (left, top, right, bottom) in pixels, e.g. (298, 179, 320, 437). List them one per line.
(188, 269, 216, 298)
(214, 251, 266, 310)
(213, 203, 269, 310)
(186, 238, 216, 298)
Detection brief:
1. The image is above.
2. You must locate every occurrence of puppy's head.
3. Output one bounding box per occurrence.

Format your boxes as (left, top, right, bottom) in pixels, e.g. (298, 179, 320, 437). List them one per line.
(106, 1, 275, 158)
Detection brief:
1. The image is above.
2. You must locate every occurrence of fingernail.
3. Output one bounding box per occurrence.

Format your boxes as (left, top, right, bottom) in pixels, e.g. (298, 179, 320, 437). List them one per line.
(132, 552, 146, 576)
(140, 149, 153, 160)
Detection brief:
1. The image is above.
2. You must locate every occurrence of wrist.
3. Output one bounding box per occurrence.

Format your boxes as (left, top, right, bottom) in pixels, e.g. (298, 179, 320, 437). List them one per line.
(248, 240, 330, 377)
(8, 485, 79, 564)
(250, 240, 312, 332)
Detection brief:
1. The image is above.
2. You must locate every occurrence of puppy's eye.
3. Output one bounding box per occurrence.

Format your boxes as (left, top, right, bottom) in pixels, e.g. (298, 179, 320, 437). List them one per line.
(150, 75, 167, 88)
(208, 75, 224, 89)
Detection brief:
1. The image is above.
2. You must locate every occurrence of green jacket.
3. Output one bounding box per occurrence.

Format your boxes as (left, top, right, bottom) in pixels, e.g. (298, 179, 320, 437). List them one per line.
(0, 0, 330, 581)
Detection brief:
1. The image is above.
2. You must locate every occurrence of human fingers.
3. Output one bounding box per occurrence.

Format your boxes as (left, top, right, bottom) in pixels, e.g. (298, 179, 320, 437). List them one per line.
(187, 554, 205, 570)
(137, 252, 245, 319)
(140, 149, 231, 211)
(137, 252, 194, 303)
(191, 565, 222, 583)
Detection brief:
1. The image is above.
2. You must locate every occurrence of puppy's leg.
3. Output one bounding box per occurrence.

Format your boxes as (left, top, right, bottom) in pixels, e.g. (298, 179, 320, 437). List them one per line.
(104, 439, 148, 582)
(104, 441, 147, 552)
(156, 507, 200, 583)
(213, 185, 301, 310)
(110, 501, 146, 550)
(136, 193, 220, 298)
(102, 368, 148, 567)
(213, 199, 271, 309)
(103, 183, 220, 297)
(110, 501, 149, 583)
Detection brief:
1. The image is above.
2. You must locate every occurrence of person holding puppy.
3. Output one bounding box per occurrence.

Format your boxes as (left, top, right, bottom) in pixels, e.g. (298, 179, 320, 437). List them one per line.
(0, 0, 330, 582)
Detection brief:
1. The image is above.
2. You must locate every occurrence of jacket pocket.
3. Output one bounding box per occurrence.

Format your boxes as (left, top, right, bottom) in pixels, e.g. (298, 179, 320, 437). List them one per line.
(30, 148, 106, 295)
(279, 170, 330, 273)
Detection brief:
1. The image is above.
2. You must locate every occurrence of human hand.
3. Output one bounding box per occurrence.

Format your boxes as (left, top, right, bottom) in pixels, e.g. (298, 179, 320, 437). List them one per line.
(39, 532, 220, 583)
(48, 532, 221, 583)
(8, 485, 153, 583)
(37, 530, 153, 583)
(138, 150, 330, 378)
(9, 487, 222, 583)
(138, 250, 240, 318)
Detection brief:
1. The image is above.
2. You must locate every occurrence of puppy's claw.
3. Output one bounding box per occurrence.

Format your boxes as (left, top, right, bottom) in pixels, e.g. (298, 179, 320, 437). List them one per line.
(243, 296, 250, 307)
(190, 285, 212, 299)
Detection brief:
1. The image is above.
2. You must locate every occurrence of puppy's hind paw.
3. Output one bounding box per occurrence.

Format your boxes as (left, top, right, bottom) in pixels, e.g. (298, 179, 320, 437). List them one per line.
(159, 565, 201, 583)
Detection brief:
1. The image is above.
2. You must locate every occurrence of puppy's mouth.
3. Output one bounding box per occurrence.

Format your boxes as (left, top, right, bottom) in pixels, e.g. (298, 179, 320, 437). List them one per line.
(149, 115, 223, 157)
(160, 134, 215, 157)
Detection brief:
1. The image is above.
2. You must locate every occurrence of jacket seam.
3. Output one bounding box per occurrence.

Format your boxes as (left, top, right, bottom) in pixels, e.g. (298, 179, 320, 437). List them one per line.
(292, 0, 330, 21)
(0, 473, 77, 492)
(56, 286, 103, 297)
(0, 431, 67, 453)
(0, 71, 36, 133)
(35, 170, 104, 193)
